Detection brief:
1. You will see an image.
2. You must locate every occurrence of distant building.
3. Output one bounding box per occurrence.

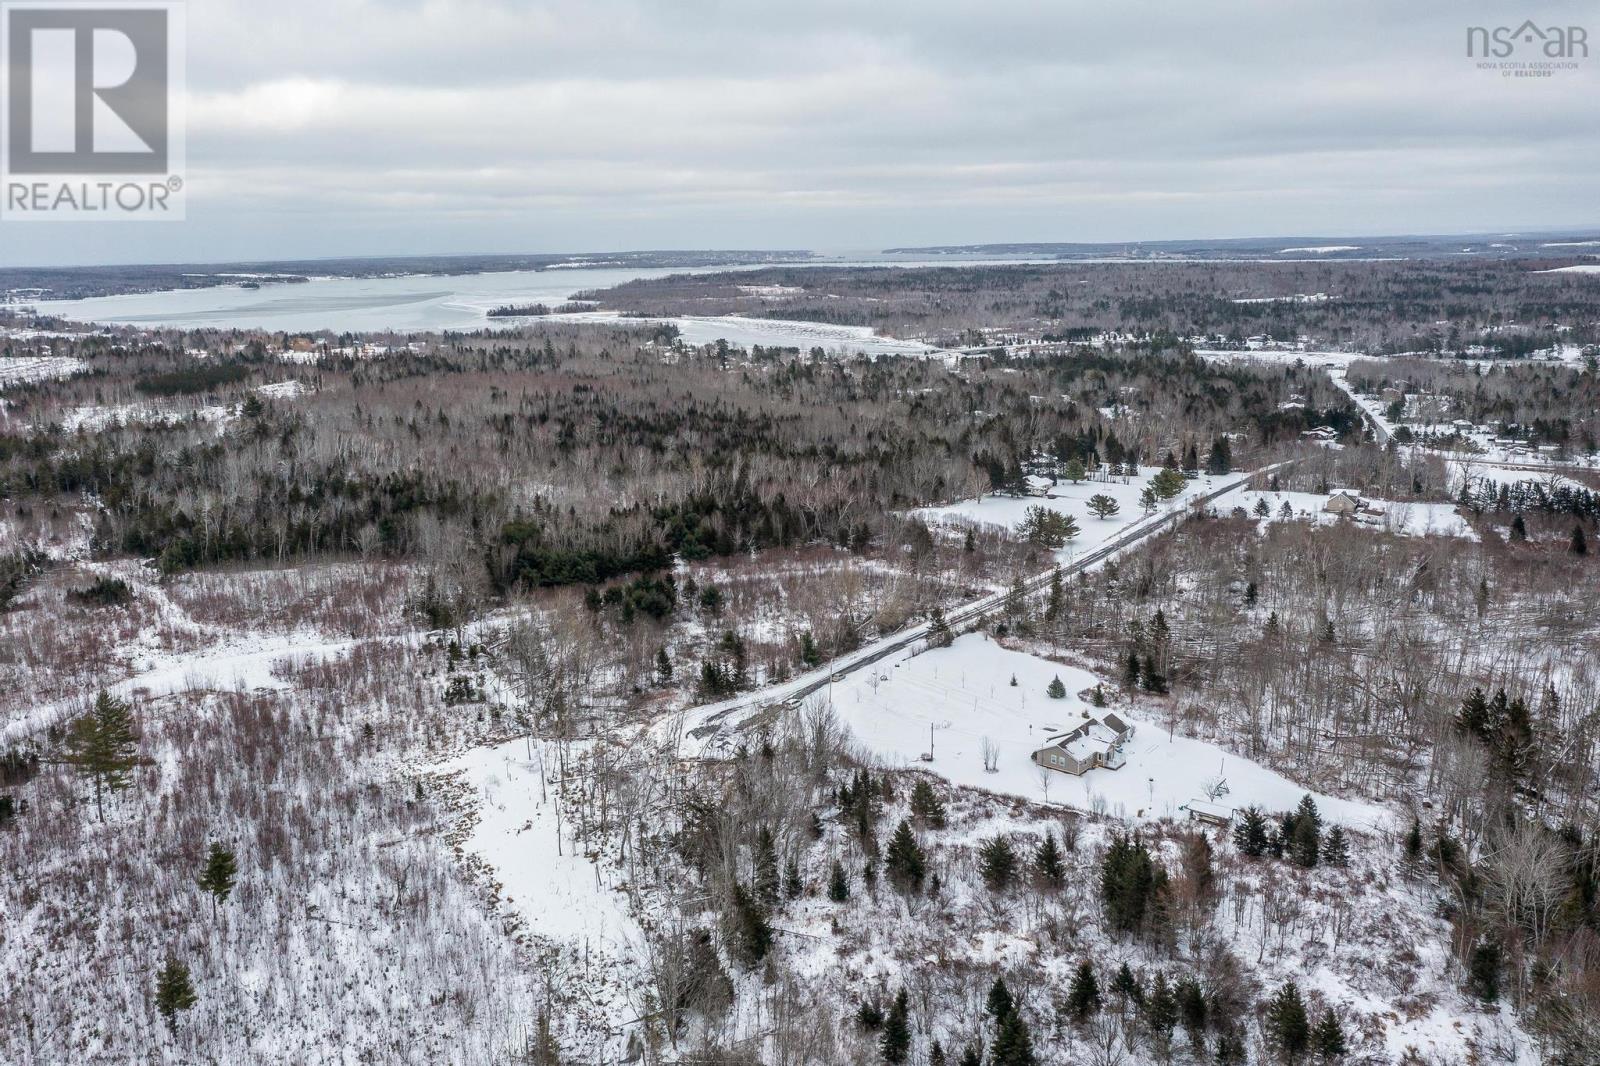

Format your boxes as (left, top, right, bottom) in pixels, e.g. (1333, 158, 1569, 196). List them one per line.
(1324, 489, 1364, 515)
(1031, 712, 1134, 776)
(1180, 800, 1236, 827)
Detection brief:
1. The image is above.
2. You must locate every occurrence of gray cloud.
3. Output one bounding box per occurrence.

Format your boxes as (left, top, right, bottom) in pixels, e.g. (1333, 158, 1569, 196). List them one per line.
(3, 0, 1596, 265)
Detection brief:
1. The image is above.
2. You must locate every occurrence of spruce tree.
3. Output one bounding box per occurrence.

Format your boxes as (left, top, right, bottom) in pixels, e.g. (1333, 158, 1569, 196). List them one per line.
(1572, 525, 1588, 555)
(1234, 806, 1270, 857)
(1033, 832, 1065, 888)
(979, 835, 1019, 892)
(63, 690, 140, 822)
(1403, 817, 1424, 864)
(991, 1011, 1037, 1066)
(1312, 1009, 1346, 1060)
(154, 954, 197, 1031)
(1123, 648, 1143, 690)
(1177, 976, 1208, 1047)
(928, 607, 954, 648)
(1467, 937, 1502, 1002)
(783, 856, 802, 899)
(1321, 826, 1349, 868)
(1111, 962, 1143, 1005)
(728, 883, 773, 967)
(799, 631, 823, 667)
(197, 842, 238, 920)
(880, 987, 911, 1064)
(985, 977, 1015, 1021)
(958, 1044, 982, 1066)
(828, 860, 850, 902)
(1063, 960, 1100, 1023)
(1046, 676, 1067, 699)
(1144, 972, 1179, 1048)
(910, 779, 948, 829)
(886, 820, 927, 892)
(654, 646, 673, 684)
(1264, 980, 1310, 1061)
(1215, 1031, 1247, 1065)
(1290, 795, 1321, 868)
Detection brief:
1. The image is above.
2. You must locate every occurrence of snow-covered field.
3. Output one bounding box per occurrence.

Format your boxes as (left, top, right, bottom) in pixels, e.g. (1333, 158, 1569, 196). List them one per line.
(0, 355, 87, 388)
(916, 466, 1215, 562)
(1231, 490, 1477, 540)
(826, 632, 1392, 829)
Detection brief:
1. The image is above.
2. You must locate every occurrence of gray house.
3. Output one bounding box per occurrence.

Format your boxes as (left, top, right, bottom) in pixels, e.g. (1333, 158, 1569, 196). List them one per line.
(1031, 713, 1134, 776)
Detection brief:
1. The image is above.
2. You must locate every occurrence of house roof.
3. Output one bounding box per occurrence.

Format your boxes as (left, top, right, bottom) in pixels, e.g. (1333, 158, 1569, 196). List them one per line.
(1101, 712, 1130, 735)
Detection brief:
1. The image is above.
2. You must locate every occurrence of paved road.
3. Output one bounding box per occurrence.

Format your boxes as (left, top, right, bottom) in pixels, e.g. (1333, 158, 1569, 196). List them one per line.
(681, 464, 1283, 743)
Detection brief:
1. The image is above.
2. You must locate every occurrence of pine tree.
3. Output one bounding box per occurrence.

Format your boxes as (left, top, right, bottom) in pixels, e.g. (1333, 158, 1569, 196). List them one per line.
(1290, 795, 1321, 868)
(928, 607, 954, 648)
(1063, 960, 1100, 1023)
(1111, 962, 1143, 1005)
(1177, 976, 1208, 1048)
(979, 835, 1019, 892)
(1572, 525, 1589, 555)
(1321, 825, 1348, 868)
(886, 820, 927, 892)
(986, 977, 1015, 1021)
(1045, 567, 1064, 622)
(1214, 1031, 1247, 1065)
(754, 827, 781, 905)
(1064, 458, 1087, 484)
(1403, 817, 1424, 864)
(1046, 676, 1067, 699)
(63, 690, 139, 822)
(958, 1044, 982, 1066)
(1456, 687, 1491, 740)
(1312, 1009, 1346, 1060)
(654, 646, 673, 684)
(728, 883, 773, 967)
(828, 860, 850, 902)
(1254, 497, 1271, 517)
(783, 856, 802, 899)
(1033, 832, 1065, 888)
(910, 779, 947, 829)
(881, 987, 911, 1064)
(197, 842, 238, 919)
(929, 1040, 946, 1066)
(799, 631, 823, 667)
(1123, 648, 1142, 690)
(1087, 494, 1121, 520)
(1144, 971, 1179, 1048)
(1100, 832, 1169, 935)
(1468, 937, 1502, 1002)
(154, 954, 197, 1031)
(991, 1010, 1037, 1066)
(1510, 513, 1528, 541)
(1264, 980, 1310, 1062)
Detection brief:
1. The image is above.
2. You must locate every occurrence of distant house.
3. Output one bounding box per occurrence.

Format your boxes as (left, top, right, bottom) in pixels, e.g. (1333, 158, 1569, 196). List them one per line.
(1324, 489, 1364, 515)
(1031, 712, 1134, 776)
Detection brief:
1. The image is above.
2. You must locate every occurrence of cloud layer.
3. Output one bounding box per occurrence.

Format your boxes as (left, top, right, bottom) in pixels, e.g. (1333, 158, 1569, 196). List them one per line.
(4, 0, 1596, 265)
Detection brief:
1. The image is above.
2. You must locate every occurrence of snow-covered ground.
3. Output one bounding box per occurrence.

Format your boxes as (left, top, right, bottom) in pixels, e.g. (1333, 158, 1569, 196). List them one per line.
(915, 466, 1215, 563)
(828, 632, 1391, 829)
(1230, 490, 1477, 540)
(0, 355, 87, 388)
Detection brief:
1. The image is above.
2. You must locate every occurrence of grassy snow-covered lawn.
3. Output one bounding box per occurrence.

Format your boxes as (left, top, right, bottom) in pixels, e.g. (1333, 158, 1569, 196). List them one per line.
(828, 632, 1391, 829)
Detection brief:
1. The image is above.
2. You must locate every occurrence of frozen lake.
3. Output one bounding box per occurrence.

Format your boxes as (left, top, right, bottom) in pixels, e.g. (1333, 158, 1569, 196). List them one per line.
(27, 254, 1042, 353)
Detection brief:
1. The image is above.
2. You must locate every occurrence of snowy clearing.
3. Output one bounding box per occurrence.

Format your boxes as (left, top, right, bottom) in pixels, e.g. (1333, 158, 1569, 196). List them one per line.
(1230, 490, 1477, 540)
(828, 632, 1392, 829)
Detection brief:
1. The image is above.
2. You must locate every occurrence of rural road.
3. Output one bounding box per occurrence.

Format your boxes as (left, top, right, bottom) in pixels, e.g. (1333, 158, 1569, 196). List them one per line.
(678, 463, 1284, 747)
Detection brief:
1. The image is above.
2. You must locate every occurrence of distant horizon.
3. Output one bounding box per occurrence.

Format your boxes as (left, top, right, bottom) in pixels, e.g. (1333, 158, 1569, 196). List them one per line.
(7, 222, 1600, 273)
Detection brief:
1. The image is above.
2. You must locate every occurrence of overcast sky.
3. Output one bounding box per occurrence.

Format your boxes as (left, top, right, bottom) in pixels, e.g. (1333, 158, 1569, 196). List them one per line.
(2, 0, 1597, 266)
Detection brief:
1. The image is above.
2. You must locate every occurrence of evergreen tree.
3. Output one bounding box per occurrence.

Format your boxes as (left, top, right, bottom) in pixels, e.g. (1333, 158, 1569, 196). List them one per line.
(1403, 817, 1424, 864)
(1063, 458, 1087, 484)
(1467, 937, 1502, 1002)
(799, 631, 823, 668)
(958, 1044, 982, 1066)
(910, 779, 948, 829)
(991, 1011, 1037, 1066)
(986, 977, 1015, 1022)
(154, 954, 197, 1031)
(1111, 962, 1143, 1005)
(1456, 687, 1491, 740)
(886, 820, 927, 892)
(1143, 971, 1180, 1048)
(930, 1040, 946, 1066)
(1254, 497, 1271, 518)
(927, 607, 954, 648)
(1087, 494, 1121, 520)
(828, 860, 850, 902)
(881, 988, 911, 1064)
(979, 835, 1019, 892)
(1207, 437, 1233, 475)
(1100, 832, 1169, 936)
(1312, 1009, 1346, 1060)
(1290, 795, 1321, 868)
(197, 842, 238, 920)
(1177, 976, 1208, 1048)
(1123, 648, 1143, 690)
(654, 646, 673, 684)
(754, 826, 781, 905)
(1033, 832, 1065, 888)
(1321, 826, 1349, 868)
(1046, 676, 1067, 699)
(1572, 525, 1589, 555)
(63, 690, 140, 822)
(1140, 656, 1167, 694)
(1214, 1031, 1247, 1065)
(1264, 981, 1310, 1062)
(1510, 513, 1527, 541)
(728, 883, 773, 967)
(1063, 960, 1100, 1024)
(1044, 567, 1064, 622)
(783, 856, 802, 900)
